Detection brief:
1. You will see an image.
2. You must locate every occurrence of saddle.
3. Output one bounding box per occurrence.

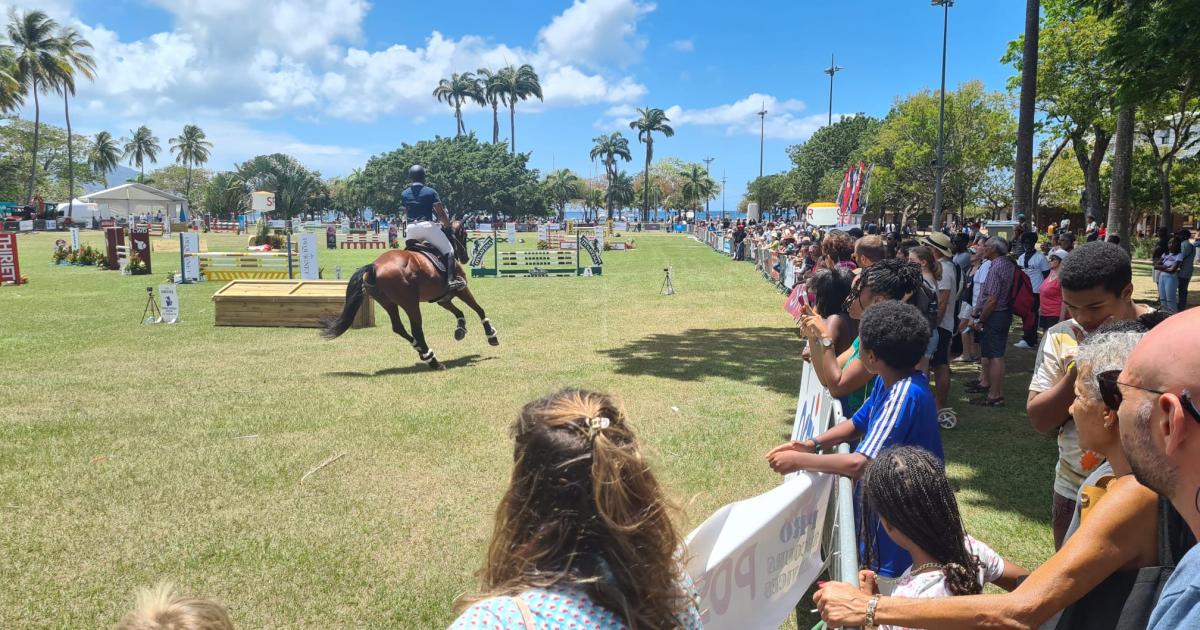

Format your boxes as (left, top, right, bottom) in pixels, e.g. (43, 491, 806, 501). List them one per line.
(405, 239, 446, 274)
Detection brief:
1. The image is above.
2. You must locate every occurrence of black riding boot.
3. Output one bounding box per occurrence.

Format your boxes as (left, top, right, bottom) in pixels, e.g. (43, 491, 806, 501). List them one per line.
(443, 252, 465, 293)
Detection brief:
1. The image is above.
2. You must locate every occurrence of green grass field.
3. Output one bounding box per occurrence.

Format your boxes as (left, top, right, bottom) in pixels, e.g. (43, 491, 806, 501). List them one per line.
(1, 229, 1092, 627)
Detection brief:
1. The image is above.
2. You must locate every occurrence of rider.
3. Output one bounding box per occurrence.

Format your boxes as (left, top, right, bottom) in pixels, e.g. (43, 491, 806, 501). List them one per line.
(402, 165, 465, 293)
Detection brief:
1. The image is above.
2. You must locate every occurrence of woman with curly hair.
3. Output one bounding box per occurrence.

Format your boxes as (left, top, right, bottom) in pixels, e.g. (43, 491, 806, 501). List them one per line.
(450, 389, 701, 629)
(821, 230, 856, 271)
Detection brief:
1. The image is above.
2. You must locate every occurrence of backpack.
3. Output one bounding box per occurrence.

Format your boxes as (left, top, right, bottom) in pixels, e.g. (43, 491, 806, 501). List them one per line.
(912, 279, 941, 331)
(1009, 258, 1036, 323)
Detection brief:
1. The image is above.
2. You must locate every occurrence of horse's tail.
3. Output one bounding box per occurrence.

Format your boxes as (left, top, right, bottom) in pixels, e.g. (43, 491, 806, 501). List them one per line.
(320, 264, 373, 340)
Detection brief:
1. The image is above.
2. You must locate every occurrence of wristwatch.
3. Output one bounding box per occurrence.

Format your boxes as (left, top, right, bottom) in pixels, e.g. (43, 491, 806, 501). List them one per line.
(808, 438, 824, 454)
(865, 594, 881, 627)
(819, 337, 834, 348)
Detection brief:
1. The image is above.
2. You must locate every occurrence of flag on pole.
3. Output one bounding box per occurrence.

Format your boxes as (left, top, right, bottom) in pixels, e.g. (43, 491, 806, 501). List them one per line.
(859, 164, 874, 215)
(838, 166, 852, 214)
(849, 161, 866, 214)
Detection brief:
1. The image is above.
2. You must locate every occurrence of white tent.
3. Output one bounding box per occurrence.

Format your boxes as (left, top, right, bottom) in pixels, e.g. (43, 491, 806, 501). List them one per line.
(81, 183, 188, 221)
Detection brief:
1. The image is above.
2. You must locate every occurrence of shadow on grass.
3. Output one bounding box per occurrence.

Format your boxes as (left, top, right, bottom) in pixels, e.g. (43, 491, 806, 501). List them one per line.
(598, 327, 802, 396)
(324, 354, 491, 377)
(942, 330, 1055, 528)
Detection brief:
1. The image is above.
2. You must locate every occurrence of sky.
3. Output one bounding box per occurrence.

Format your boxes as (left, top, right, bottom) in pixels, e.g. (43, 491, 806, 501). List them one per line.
(8, 0, 1027, 209)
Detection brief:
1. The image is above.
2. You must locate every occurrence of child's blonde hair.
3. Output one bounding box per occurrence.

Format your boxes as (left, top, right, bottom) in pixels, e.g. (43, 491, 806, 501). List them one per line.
(115, 583, 233, 630)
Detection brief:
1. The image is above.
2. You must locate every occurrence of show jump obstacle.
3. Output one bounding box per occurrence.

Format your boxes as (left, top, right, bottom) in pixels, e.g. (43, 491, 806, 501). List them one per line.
(187, 252, 297, 281)
(469, 233, 603, 278)
(212, 279, 375, 328)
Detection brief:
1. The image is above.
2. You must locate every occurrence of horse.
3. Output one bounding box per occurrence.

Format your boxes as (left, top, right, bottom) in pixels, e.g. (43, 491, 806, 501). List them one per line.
(320, 220, 499, 370)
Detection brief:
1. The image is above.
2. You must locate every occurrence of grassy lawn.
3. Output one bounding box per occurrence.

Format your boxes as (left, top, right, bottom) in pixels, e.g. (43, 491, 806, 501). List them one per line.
(3, 229, 1159, 627)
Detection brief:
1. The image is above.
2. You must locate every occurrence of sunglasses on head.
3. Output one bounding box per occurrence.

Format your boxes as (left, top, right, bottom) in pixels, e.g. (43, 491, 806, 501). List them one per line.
(1096, 369, 1200, 423)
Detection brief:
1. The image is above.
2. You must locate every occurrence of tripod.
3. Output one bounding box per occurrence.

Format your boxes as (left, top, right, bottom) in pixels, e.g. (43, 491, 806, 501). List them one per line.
(660, 266, 675, 295)
(141, 287, 162, 324)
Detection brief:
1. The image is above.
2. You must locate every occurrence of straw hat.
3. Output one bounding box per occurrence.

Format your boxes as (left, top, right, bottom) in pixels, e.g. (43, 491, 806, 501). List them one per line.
(920, 232, 954, 257)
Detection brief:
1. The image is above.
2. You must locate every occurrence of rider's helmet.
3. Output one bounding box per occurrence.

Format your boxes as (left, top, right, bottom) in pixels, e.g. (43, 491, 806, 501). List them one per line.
(409, 165, 426, 183)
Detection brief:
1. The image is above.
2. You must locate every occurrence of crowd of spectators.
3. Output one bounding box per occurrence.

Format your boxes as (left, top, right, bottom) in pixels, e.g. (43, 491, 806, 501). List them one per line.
(109, 218, 1199, 629)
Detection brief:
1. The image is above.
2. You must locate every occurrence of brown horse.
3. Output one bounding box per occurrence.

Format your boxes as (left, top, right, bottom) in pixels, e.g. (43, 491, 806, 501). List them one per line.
(320, 221, 498, 370)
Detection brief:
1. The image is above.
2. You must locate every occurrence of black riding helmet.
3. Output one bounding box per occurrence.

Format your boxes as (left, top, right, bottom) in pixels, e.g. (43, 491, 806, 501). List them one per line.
(409, 164, 426, 183)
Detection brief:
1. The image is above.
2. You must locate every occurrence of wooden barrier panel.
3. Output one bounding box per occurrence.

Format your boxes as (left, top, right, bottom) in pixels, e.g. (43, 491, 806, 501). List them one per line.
(339, 233, 387, 249)
(210, 221, 240, 233)
(496, 250, 578, 277)
(190, 253, 296, 280)
(152, 239, 209, 253)
(212, 279, 374, 328)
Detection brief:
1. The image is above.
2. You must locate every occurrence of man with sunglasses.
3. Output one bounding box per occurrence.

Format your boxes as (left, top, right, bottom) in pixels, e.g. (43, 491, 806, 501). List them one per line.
(1113, 309, 1200, 628)
(1028, 241, 1155, 549)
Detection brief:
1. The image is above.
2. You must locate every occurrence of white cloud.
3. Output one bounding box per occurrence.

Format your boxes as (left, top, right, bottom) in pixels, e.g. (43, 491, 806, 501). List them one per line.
(538, 0, 656, 68)
(670, 39, 694, 52)
(541, 66, 647, 107)
(599, 94, 831, 141)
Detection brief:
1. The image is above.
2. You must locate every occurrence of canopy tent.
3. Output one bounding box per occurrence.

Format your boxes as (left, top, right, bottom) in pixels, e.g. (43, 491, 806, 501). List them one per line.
(80, 183, 188, 221)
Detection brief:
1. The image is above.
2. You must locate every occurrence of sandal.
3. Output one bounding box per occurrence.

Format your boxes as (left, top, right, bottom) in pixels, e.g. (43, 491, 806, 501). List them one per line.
(964, 383, 990, 394)
(969, 396, 1005, 407)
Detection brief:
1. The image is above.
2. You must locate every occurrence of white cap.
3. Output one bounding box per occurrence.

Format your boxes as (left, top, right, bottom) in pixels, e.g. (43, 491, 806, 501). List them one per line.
(1050, 247, 1070, 260)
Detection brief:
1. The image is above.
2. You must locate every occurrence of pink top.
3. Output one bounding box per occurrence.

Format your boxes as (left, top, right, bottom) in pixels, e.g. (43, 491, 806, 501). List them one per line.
(1040, 272, 1063, 318)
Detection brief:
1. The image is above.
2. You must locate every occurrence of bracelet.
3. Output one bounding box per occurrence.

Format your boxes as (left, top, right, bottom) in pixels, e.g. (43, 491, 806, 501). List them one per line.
(865, 594, 880, 627)
(810, 438, 824, 454)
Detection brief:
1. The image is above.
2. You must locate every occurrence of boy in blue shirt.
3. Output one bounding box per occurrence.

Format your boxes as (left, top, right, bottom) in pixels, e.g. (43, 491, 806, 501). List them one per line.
(767, 300, 944, 579)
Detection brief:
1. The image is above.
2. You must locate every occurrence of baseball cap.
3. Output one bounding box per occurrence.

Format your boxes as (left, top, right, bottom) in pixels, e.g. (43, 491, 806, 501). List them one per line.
(1050, 247, 1070, 261)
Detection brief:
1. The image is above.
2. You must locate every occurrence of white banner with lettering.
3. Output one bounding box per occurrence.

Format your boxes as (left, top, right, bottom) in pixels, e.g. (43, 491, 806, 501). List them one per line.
(69, 227, 80, 250)
(684, 472, 832, 630)
(158, 284, 179, 323)
(180, 233, 201, 282)
(506, 222, 517, 244)
(298, 232, 319, 280)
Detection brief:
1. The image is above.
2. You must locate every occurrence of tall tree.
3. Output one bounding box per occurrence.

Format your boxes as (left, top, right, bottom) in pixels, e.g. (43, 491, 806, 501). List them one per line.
(496, 64, 542, 154)
(785, 114, 881, 205)
(433, 72, 482, 137)
(1137, 94, 1200, 228)
(1013, 0, 1041, 222)
(629, 107, 674, 222)
(202, 171, 248, 219)
(542, 169, 582, 223)
(51, 26, 94, 217)
(88, 130, 120, 185)
(588, 132, 632, 218)
(681, 163, 716, 220)
(170, 124, 213, 205)
(476, 68, 505, 144)
(237, 154, 323, 220)
(121, 126, 161, 183)
(7, 9, 61, 203)
(0, 46, 23, 113)
(1005, 3, 1116, 222)
(608, 171, 636, 216)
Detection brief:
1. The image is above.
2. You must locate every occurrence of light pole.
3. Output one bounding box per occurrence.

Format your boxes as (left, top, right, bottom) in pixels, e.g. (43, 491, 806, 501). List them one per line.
(824, 54, 844, 126)
(721, 170, 727, 222)
(758, 103, 767, 179)
(931, 0, 953, 232)
(703, 156, 714, 220)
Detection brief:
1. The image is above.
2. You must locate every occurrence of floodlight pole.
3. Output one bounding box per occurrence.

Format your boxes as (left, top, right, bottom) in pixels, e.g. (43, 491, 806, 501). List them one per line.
(932, 0, 953, 231)
(824, 54, 844, 126)
(703, 156, 715, 220)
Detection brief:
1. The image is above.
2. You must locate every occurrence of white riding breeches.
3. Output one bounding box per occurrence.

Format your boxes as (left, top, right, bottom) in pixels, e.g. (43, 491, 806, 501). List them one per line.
(407, 221, 453, 256)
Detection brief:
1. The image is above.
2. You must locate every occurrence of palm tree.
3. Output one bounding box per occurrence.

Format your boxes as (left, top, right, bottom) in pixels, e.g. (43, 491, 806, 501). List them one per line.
(609, 171, 636, 218)
(50, 26, 95, 218)
(8, 9, 61, 203)
(170, 124, 213, 205)
(681, 164, 716, 221)
(476, 67, 506, 144)
(432, 72, 482, 136)
(0, 47, 23, 113)
(543, 169, 582, 223)
(122, 126, 161, 183)
(495, 64, 542, 154)
(88, 131, 121, 186)
(589, 132, 632, 218)
(629, 107, 674, 222)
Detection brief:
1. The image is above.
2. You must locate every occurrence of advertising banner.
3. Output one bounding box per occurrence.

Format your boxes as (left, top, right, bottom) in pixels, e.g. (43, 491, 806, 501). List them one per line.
(298, 232, 319, 280)
(0, 233, 19, 283)
(684, 473, 832, 630)
(537, 224, 549, 243)
(180, 232, 201, 282)
(70, 227, 80, 250)
(158, 284, 179, 323)
(507, 222, 517, 244)
(469, 236, 495, 267)
(129, 225, 152, 273)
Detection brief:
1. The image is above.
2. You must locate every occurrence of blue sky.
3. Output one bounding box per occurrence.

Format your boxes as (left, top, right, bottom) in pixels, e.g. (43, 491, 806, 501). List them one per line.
(11, 0, 1025, 207)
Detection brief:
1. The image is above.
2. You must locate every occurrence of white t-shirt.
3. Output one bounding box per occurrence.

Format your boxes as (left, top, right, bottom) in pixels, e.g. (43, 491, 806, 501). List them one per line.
(971, 259, 992, 310)
(937, 259, 959, 331)
(1018, 251, 1051, 293)
(880, 536, 1006, 630)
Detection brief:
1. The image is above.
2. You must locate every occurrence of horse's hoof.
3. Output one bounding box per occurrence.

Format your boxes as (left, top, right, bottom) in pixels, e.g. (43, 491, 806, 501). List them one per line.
(431, 362, 447, 371)
(487, 336, 500, 347)
(454, 328, 466, 341)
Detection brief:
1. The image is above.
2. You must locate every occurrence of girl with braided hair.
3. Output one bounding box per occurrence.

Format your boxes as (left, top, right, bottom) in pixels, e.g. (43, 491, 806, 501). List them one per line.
(858, 447, 1028, 623)
(451, 389, 701, 630)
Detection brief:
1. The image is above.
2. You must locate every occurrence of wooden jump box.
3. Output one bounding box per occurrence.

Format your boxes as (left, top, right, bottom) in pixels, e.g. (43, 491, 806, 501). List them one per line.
(212, 280, 375, 329)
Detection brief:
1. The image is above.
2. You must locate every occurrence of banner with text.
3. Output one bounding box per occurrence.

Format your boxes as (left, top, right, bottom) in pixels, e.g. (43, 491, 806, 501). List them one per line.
(684, 473, 832, 630)
(298, 232, 319, 280)
(180, 232, 201, 282)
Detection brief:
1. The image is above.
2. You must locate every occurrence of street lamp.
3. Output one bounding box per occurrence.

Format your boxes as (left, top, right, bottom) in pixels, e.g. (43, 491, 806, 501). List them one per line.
(824, 54, 844, 126)
(704, 156, 715, 220)
(931, 0, 953, 231)
(721, 170, 727, 222)
(758, 102, 767, 179)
